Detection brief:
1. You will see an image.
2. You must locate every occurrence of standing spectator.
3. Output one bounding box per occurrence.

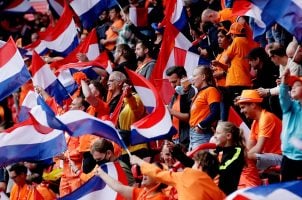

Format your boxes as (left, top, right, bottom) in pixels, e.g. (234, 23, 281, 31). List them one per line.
(189, 66, 220, 150)
(279, 69, 302, 182)
(113, 44, 137, 74)
(221, 22, 257, 120)
(135, 40, 156, 79)
(237, 90, 282, 170)
(166, 66, 196, 149)
(100, 6, 124, 52)
(211, 22, 232, 120)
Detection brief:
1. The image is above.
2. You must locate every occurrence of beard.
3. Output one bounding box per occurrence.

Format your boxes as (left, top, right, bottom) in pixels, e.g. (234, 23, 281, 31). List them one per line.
(136, 54, 146, 62)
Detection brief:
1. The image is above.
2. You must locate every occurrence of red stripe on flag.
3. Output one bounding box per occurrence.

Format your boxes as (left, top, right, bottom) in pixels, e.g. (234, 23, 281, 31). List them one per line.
(228, 106, 243, 128)
(136, 8, 149, 27)
(174, 47, 187, 66)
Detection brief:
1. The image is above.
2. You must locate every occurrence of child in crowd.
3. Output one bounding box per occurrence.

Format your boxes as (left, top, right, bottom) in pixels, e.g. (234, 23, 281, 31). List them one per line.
(212, 121, 246, 195)
(95, 162, 169, 200)
(279, 68, 302, 181)
(130, 151, 225, 200)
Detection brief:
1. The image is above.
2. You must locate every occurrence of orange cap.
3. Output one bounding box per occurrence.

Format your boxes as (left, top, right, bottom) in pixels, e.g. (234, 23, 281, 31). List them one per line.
(237, 89, 263, 103)
(227, 22, 245, 35)
(288, 76, 302, 86)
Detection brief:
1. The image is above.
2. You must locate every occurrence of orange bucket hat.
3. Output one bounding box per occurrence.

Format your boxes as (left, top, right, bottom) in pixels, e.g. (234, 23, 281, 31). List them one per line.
(237, 89, 263, 103)
(227, 22, 245, 35)
(288, 76, 302, 86)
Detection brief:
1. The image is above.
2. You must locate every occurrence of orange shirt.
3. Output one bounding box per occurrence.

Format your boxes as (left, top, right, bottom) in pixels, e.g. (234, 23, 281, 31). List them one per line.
(218, 8, 237, 23)
(223, 37, 253, 87)
(140, 163, 225, 200)
(10, 184, 38, 200)
(36, 184, 56, 200)
(171, 95, 180, 139)
(105, 19, 124, 51)
(214, 53, 227, 87)
(133, 187, 169, 200)
(250, 109, 282, 154)
(189, 87, 220, 127)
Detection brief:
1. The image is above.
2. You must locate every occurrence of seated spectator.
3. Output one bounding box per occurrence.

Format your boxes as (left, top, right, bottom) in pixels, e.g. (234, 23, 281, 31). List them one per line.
(236, 90, 282, 170)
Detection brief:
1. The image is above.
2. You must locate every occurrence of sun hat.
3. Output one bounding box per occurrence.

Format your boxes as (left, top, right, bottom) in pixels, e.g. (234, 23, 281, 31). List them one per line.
(288, 76, 302, 86)
(237, 89, 263, 103)
(227, 22, 245, 35)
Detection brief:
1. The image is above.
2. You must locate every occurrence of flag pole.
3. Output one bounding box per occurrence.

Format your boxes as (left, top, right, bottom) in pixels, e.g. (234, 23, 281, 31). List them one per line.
(115, 130, 132, 156)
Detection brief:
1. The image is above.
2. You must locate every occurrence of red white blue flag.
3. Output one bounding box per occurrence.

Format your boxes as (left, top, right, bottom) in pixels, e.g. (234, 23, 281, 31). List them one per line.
(226, 180, 302, 200)
(3, 0, 34, 13)
(0, 37, 31, 101)
(31, 51, 70, 106)
(126, 68, 176, 145)
(25, 4, 79, 57)
(59, 162, 127, 200)
(0, 118, 66, 167)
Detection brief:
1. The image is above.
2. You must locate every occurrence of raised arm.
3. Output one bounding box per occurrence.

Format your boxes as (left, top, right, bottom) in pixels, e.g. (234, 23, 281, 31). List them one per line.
(95, 167, 133, 200)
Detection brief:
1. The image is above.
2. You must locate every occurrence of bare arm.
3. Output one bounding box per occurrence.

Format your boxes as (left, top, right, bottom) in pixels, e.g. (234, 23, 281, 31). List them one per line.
(247, 137, 266, 159)
(81, 80, 98, 107)
(95, 168, 133, 200)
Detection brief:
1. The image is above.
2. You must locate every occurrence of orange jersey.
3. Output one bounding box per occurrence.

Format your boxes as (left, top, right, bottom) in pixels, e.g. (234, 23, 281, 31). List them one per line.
(250, 109, 282, 154)
(189, 87, 220, 127)
(133, 187, 169, 200)
(140, 163, 225, 200)
(223, 37, 253, 86)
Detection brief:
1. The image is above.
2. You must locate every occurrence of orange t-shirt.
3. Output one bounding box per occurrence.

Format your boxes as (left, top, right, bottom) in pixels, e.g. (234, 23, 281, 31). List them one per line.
(250, 109, 282, 154)
(10, 184, 38, 200)
(171, 95, 181, 140)
(189, 87, 220, 127)
(214, 53, 227, 87)
(105, 19, 124, 51)
(140, 163, 226, 200)
(223, 37, 253, 87)
(133, 187, 169, 200)
(218, 8, 237, 23)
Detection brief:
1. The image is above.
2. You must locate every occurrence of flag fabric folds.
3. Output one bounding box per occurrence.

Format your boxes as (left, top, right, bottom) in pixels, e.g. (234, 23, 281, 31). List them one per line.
(47, 0, 64, 18)
(3, 0, 35, 13)
(18, 90, 38, 122)
(276, 0, 302, 43)
(25, 4, 79, 57)
(59, 162, 128, 200)
(226, 180, 302, 200)
(232, 0, 293, 41)
(70, 0, 117, 30)
(0, 119, 66, 167)
(31, 51, 70, 106)
(0, 37, 31, 101)
(50, 28, 100, 70)
(56, 110, 124, 147)
(126, 69, 177, 145)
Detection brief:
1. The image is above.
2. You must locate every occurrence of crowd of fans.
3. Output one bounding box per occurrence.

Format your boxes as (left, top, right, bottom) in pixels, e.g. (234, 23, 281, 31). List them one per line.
(1, 0, 302, 199)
